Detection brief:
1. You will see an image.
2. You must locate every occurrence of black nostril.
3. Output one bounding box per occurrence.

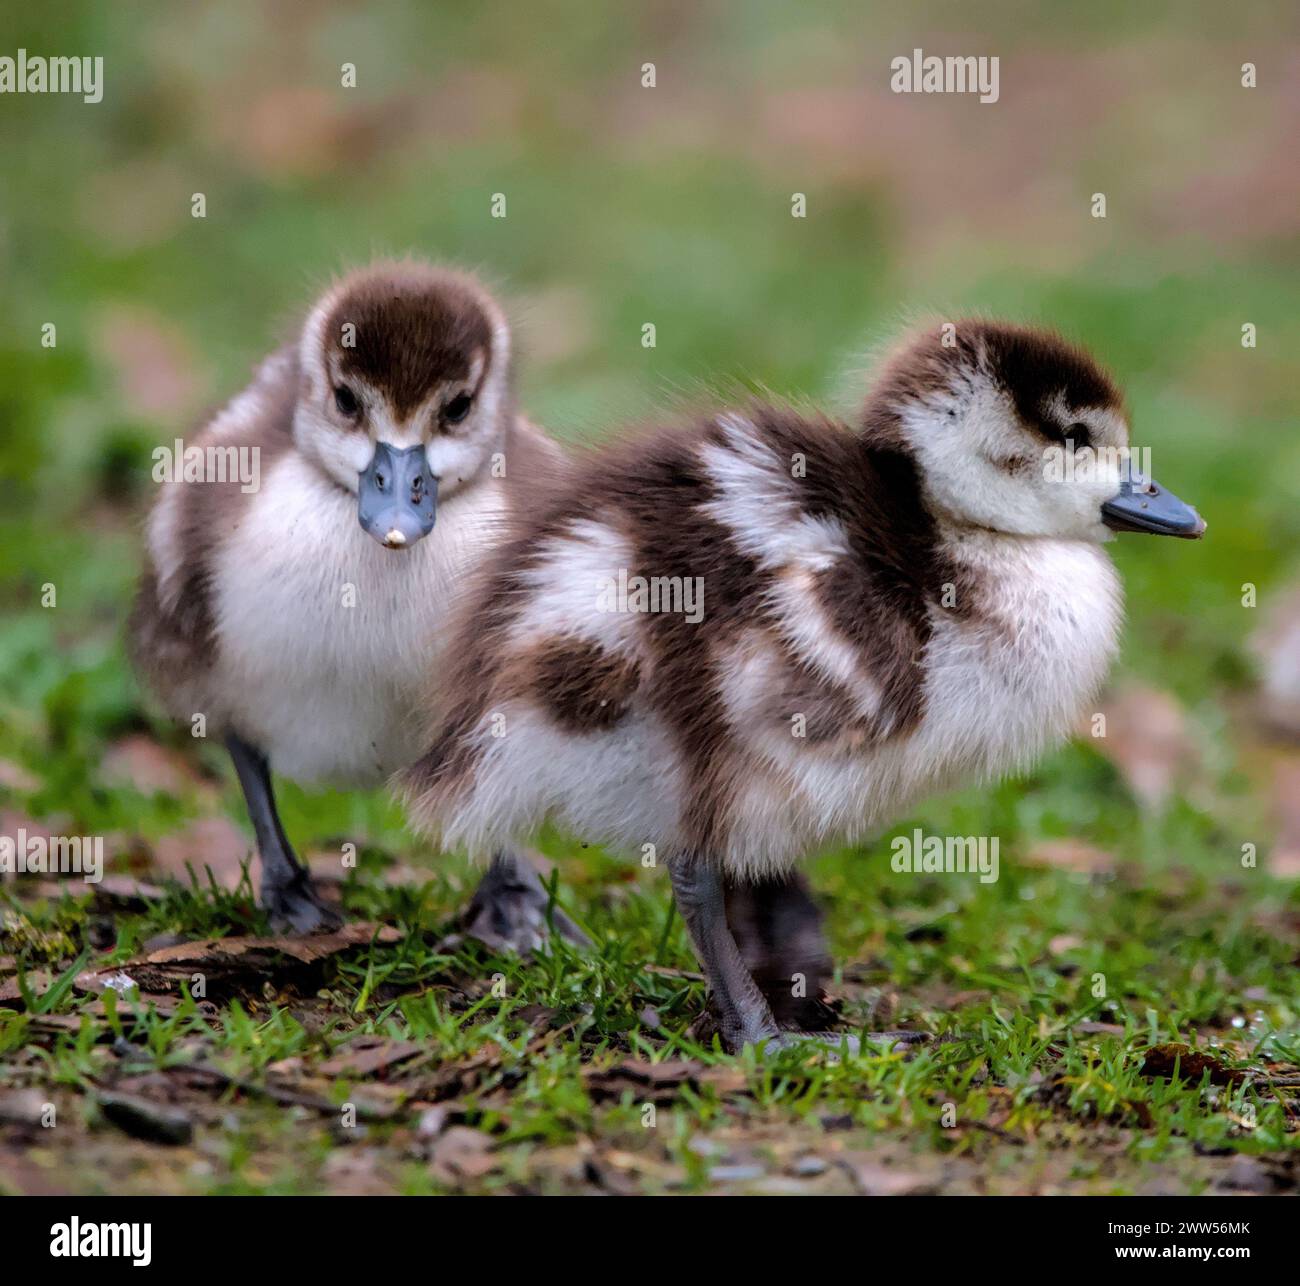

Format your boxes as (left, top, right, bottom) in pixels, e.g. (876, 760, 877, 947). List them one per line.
(375, 472, 386, 490)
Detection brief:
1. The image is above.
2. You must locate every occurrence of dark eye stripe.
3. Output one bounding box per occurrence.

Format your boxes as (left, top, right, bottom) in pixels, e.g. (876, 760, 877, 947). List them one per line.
(1037, 419, 1091, 448)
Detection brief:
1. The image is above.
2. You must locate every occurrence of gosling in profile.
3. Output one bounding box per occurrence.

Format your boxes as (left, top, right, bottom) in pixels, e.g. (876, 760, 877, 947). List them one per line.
(405, 321, 1205, 1050)
(130, 261, 579, 939)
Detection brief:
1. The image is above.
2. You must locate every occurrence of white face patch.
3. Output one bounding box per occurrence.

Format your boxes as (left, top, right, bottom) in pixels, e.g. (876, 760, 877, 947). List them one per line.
(425, 433, 492, 493)
(428, 326, 511, 501)
(292, 293, 372, 492)
(292, 400, 373, 494)
(900, 370, 1130, 543)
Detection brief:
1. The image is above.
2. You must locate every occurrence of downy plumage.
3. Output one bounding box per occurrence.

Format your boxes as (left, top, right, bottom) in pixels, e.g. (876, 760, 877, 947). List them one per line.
(404, 320, 1205, 1049)
(130, 260, 577, 936)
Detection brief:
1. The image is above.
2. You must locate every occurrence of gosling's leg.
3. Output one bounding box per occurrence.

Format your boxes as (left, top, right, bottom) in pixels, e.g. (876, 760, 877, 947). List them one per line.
(225, 733, 342, 934)
(728, 875, 933, 1051)
(451, 848, 589, 955)
(672, 857, 929, 1055)
(668, 856, 783, 1050)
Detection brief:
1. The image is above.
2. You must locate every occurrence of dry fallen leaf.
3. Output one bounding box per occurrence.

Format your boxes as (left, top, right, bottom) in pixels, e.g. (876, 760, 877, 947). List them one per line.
(1139, 1043, 1249, 1087)
(837, 1154, 937, 1196)
(415, 1103, 455, 1140)
(0, 760, 41, 793)
(75, 923, 402, 997)
(152, 816, 255, 890)
(1090, 684, 1193, 810)
(1266, 754, 1300, 878)
(428, 1126, 498, 1182)
(0, 1089, 54, 1127)
(1073, 1021, 1126, 1037)
(0, 970, 53, 1005)
(642, 963, 705, 983)
(96, 1092, 194, 1146)
(1024, 839, 1117, 876)
(1251, 585, 1300, 740)
(100, 734, 210, 798)
(91, 876, 168, 911)
(319, 1037, 423, 1080)
(140, 924, 400, 966)
(91, 303, 201, 424)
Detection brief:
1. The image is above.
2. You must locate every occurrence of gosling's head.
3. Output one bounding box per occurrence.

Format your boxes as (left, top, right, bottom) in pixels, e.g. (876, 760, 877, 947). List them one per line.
(294, 261, 513, 550)
(868, 320, 1204, 543)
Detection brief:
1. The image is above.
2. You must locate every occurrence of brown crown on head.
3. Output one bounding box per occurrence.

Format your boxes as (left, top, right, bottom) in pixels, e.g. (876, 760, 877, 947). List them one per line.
(322, 263, 497, 418)
(865, 319, 1124, 442)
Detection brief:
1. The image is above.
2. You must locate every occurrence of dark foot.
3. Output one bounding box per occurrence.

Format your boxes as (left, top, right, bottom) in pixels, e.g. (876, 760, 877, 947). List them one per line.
(263, 870, 343, 935)
(669, 856, 785, 1051)
(445, 849, 588, 955)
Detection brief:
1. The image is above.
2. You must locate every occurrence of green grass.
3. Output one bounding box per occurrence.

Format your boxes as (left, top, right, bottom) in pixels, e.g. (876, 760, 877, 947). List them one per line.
(2, 771, 1298, 1193)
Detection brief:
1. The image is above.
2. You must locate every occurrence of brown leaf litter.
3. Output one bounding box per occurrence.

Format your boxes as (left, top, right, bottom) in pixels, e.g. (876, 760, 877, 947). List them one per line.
(73, 923, 402, 1003)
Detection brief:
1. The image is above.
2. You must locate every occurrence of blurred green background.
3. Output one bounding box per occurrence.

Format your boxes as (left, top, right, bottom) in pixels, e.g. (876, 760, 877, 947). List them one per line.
(1, 0, 1298, 884)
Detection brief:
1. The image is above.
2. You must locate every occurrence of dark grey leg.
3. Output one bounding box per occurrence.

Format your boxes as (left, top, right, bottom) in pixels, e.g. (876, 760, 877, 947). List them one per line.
(725, 871, 836, 1030)
(673, 857, 930, 1055)
(447, 848, 589, 955)
(668, 856, 783, 1050)
(225, 733, 341, 934)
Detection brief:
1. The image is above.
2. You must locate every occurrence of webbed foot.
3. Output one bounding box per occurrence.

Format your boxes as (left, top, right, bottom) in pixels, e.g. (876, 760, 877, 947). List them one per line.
(263, 870, 344, 935)
(447, 849, 589, 955)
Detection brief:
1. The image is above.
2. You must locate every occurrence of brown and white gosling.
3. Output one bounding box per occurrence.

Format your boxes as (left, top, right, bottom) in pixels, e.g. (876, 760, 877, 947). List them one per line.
(403, 320, 1205, 1050)
(130, 261, 581, 940)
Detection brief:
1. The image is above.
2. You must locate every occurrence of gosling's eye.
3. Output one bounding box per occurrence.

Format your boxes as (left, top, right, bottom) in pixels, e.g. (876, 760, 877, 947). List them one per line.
(334, 385, 360, 418)
(442, 392, 473, 426)
(1063, 421, 1091, 450)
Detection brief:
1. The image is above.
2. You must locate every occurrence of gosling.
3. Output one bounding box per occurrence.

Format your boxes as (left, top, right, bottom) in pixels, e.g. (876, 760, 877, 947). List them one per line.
(404, 320, 1205, 1050)
(130, 260, 578, 938)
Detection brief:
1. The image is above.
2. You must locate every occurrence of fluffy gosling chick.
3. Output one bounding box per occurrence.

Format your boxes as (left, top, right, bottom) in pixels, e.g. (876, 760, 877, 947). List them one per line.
(130, 261, 576, 937)
(404, 320, 1204, 1050)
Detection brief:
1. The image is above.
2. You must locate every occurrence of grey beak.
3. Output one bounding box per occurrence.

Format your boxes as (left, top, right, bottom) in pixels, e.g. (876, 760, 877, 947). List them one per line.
(1101, 470, 1205, 539)
(358, 443, 437, 549)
